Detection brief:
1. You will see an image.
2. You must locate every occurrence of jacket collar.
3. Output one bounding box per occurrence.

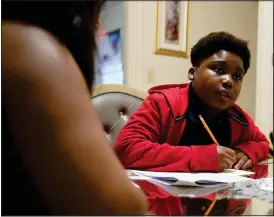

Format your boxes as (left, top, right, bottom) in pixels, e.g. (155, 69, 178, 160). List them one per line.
(148, 82, 249, 126)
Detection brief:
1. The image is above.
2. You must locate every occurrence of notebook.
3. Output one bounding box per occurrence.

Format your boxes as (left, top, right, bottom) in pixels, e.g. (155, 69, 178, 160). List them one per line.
(129, 170, 251, 187)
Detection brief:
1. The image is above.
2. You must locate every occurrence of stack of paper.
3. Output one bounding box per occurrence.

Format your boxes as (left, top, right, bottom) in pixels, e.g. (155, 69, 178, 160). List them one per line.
(129, 170, 252, 187)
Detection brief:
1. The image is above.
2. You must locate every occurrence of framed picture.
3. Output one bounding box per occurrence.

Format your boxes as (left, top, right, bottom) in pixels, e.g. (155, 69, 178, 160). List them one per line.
(155, 1, 189, 58)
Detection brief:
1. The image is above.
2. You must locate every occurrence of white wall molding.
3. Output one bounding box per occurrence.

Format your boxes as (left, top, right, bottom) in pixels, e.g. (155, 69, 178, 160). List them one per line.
(255, 1, 273, 137)
(123, 1, 146, 91)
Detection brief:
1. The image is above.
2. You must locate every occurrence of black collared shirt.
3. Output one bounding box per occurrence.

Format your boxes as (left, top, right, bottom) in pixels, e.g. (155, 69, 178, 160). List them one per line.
(179, 84, 231, 147)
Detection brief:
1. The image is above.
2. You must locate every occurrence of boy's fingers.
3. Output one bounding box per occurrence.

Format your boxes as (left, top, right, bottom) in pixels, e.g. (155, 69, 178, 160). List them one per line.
(224, 147, 236, 157)
(234, 156, 248, 169)
(220, 161, 229, 171)
(236, 151, 245, 160)
(242, 159, 253, 170)
(224, 153, 235, 168)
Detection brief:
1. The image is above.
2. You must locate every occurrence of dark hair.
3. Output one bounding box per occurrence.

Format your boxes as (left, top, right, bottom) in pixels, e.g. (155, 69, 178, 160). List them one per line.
(2, 1, 105, 88)
(190, 31, 251, 73)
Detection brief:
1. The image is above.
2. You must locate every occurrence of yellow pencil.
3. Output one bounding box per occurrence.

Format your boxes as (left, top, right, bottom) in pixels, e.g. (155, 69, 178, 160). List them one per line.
(204, 200, 216, 216)
(198, 114, 220, 216)
(198, 115, 220, 146)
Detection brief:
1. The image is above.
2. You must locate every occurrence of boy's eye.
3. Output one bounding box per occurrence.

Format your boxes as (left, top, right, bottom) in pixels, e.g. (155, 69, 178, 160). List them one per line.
(213, 67, 224, 74)
(233, 74, 242, 81)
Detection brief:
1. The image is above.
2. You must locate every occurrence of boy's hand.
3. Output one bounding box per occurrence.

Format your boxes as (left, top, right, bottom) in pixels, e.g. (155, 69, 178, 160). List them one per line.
(233, 151, 252, 170)
(217, 146, 236, 171)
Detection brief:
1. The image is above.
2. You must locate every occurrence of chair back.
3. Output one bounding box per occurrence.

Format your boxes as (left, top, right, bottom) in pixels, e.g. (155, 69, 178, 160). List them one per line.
(91, 84, 147, 145)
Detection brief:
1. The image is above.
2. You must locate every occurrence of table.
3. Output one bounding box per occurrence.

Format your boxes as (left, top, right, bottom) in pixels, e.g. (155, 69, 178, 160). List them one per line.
(132, 160, 273, 216)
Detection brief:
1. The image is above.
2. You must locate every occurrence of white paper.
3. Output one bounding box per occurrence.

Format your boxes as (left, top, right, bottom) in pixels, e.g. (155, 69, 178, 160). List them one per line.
(222, 169, 255, 176)
(129, 176, 152, 181)
(257, 159, 273, 165)
(130, 170, 251, 187)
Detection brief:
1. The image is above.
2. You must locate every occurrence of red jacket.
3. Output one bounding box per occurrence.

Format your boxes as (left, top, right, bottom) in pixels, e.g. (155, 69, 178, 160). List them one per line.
(115, 83, 269, 172)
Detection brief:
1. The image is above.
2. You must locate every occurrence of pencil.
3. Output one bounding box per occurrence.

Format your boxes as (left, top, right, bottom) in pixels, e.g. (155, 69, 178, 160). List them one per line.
(198, 114, 220, 216)
(204, 200, 216, 216)
(203, 188, 230, 216)
(198, 115, 220, 146)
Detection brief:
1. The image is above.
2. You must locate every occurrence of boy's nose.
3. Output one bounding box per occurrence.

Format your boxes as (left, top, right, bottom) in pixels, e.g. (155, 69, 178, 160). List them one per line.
(221, 75, 233, 90)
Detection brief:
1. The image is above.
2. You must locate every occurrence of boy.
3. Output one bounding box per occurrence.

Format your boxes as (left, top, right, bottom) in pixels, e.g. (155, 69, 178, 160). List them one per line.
(114, 32, 269, 172)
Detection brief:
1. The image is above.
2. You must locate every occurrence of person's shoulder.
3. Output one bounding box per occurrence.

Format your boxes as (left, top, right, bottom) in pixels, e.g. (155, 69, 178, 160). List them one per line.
(2, 21, 81, 101)
(2, 22, 67, 74)
(146, 92, 167, 105)
(147, 83, 189, 103)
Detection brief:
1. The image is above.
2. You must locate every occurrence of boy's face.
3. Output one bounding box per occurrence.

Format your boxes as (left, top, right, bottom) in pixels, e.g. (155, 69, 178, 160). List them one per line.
(188, 50, 245, 111)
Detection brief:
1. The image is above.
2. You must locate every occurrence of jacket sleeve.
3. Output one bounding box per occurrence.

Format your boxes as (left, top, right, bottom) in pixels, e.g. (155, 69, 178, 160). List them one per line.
(114, 94, 219, 172)
(234, 113, 269, 164)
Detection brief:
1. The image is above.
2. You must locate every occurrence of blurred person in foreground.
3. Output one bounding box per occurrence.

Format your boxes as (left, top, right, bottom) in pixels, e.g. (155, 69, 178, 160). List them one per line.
(2, 1, 147, 215)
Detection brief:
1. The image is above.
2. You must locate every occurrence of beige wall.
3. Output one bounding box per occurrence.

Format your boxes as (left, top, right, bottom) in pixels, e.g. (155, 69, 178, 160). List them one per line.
(253, 6, 273, 215)
(125, 1, 258, 119)
(254, 1, 273, 137)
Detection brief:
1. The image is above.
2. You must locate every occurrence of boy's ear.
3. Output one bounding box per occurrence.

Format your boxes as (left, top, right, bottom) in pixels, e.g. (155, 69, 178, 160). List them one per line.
(188, 67, 195, 81)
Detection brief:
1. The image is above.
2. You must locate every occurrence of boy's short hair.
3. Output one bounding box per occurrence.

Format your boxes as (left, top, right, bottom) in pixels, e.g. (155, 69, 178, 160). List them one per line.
(190, 32, 251, 73)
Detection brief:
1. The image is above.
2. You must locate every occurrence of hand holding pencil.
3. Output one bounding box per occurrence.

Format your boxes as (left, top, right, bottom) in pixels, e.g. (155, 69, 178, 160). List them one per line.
(198, 115, 237, 216)
(216, 146, 236, 171)
(198, 115, 236, 171)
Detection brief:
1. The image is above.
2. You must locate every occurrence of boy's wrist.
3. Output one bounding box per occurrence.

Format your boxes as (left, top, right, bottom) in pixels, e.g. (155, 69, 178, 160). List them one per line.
(190, 144, 219, 172)
(233, 144, 256, 164)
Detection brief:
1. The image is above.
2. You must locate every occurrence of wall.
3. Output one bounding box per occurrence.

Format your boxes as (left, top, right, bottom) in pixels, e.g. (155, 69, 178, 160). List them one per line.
(254, 1, 273, 137)
(99, 1, 124, 33)
(253, 4, 273, 213)
(124, 1, 258, 119)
